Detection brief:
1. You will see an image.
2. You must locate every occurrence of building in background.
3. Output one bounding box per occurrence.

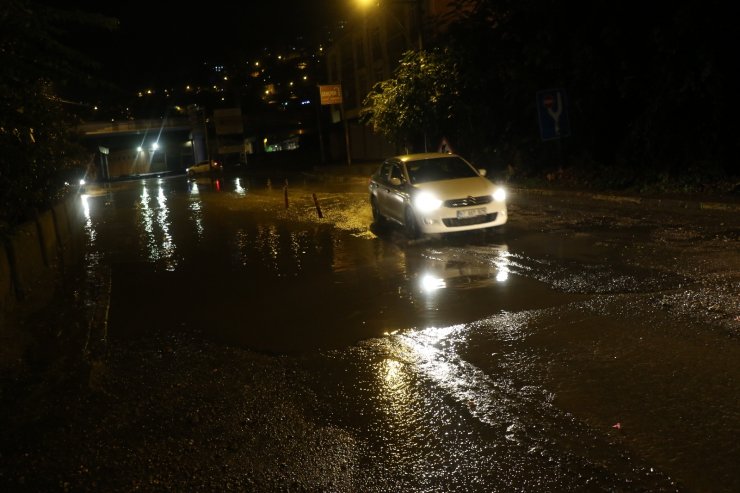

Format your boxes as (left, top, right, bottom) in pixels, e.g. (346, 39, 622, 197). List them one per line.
(324, 0, 457, 161)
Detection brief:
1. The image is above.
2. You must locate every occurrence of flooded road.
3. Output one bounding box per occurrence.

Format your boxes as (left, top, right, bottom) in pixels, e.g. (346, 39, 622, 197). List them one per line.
(2, 172, 738, 491)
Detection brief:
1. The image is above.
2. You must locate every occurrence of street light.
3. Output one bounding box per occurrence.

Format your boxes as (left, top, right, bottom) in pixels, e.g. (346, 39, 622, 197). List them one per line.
(357, 0, 423, 51)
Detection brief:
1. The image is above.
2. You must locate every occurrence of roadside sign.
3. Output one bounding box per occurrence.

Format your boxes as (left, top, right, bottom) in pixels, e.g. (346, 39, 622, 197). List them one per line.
(536, 89, 571, 140)
(319, 85, 342, 105)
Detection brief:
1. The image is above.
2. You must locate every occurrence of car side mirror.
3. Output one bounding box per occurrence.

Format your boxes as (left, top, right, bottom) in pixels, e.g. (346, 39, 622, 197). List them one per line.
(478, 169, 487, 177)
(389, 177, 402, 187)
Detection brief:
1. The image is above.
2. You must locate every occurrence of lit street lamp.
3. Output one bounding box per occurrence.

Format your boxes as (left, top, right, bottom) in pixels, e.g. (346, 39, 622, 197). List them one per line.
(357, 0, 424, 51)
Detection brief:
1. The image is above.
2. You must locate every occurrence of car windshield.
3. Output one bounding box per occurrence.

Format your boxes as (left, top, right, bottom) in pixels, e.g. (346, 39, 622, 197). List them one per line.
(405, 157, 479, 184)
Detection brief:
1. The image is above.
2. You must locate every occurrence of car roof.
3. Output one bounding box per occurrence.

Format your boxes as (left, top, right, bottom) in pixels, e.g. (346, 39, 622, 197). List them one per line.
(391, 152, 460, 163)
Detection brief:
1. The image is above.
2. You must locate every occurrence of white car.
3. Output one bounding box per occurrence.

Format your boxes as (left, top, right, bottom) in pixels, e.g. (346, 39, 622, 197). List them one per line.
(186, 159, 223, 177)
(368, 153, 507, 237)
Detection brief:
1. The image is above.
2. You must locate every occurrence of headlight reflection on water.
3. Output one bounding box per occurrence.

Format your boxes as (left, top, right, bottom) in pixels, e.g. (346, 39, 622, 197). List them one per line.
(377, 325, 463, 428)
(80, 193, 96, 245)
(234, 178, 246, 196)
(419, 273, 446, 292)
(137, 183, 177, 270)
(493, 249, 512, 283)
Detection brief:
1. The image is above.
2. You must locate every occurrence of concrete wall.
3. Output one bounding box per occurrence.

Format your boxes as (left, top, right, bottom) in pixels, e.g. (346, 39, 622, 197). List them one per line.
(0, 195, 84, 328)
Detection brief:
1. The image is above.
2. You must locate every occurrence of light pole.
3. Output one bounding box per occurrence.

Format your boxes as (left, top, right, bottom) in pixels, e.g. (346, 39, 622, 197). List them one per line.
(357, 0, 423, 51)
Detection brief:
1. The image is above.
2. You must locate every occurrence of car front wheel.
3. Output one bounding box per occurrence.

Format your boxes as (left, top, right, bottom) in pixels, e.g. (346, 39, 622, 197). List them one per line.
(370, 196, 385, 224)
(404, 207, 420, 239)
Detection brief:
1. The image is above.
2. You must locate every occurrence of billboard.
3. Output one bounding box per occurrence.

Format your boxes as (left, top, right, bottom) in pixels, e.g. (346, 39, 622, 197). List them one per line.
(213, 108, 244, 135)
(319, 85, 343, 105)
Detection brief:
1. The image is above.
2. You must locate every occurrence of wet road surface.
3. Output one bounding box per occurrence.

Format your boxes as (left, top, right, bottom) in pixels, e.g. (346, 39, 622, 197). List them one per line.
(1, 172, 738, 491)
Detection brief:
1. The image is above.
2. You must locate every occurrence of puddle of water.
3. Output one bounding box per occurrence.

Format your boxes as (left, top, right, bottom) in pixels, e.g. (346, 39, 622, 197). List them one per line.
(108, 240, 582, 354)
(82, 177, 589, 353)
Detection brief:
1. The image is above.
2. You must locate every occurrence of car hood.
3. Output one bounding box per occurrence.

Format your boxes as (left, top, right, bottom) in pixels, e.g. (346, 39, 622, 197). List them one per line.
(413, 177, 497, 200)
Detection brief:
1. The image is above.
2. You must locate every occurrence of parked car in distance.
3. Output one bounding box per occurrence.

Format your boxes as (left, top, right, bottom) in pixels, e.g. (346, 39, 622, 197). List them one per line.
(186, 160, 223, 177)
(368, 152, 507, 238)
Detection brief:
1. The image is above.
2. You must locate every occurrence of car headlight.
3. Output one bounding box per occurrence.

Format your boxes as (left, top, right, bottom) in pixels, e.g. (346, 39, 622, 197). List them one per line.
(493, 187, 506, 202)
(414, 191, 443, 212)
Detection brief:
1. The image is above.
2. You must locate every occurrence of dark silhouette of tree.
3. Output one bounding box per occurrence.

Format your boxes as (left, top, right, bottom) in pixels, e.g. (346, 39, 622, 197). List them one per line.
(0, 0, 117, 230)
(427, 0, 736, 186)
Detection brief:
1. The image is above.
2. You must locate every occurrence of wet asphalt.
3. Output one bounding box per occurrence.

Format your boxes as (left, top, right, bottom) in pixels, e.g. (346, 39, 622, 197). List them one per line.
(0, 170, 738, 492)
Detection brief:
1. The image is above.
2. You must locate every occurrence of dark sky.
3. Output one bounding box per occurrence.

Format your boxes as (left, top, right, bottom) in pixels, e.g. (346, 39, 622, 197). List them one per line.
(47, 0, 348, 92)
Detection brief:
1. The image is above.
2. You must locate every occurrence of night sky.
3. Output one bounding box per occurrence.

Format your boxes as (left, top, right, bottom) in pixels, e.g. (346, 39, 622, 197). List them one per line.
(47, 0, 348, 92)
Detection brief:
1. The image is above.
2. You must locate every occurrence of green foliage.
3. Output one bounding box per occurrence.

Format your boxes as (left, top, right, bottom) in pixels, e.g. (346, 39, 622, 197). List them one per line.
(360, 48, 462, 150)
(0, 0, 117, 231)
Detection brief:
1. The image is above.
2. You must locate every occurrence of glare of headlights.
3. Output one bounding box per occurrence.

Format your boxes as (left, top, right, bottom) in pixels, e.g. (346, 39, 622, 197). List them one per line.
(415, 191, 443, 212)
(79, 179, 86, 186)
(420, 274, 446, 292)
(493, 187, 506, 202)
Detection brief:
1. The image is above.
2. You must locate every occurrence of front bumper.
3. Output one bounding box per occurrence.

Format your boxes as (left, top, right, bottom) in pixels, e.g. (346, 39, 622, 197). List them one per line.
(416, 204, 508, 234)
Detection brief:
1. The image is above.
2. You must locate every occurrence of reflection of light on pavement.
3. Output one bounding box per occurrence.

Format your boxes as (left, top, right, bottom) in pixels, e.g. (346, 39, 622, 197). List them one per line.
(81, 194, 91, 220)
(289, 231, 306, 273)
(401, 325, 458, 386)
(157, 185, 176, 271)
(234, 178, 246, 196)
(390, 321, 522, 432)
(81, 193, 95, 244)
(257, 224, 281, 274)
(382, 358, 404, 388)
(187, 181, 204, 239)
(494, 249, 511, 282)
(234, 226, 318, 277)
(188, 201, 204, 238)
(381, 325, 459, 390)
(137, 183, 178, 270)
(420, 273, 446, 292)
(376, 354, 418, 428)
(375, 326, 462, 435)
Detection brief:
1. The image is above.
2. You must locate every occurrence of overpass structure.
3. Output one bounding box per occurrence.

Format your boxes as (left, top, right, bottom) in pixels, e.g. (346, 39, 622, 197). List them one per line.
(77, 117, 199, 180)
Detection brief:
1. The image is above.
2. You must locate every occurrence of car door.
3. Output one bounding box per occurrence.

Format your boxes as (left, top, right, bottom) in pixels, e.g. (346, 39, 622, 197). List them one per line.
(384, 162, 409, 223)
(373, 161, 394, 217)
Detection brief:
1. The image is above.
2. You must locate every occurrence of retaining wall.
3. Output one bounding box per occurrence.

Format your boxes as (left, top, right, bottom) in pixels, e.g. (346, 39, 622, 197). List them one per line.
(0, 195, 84, 330)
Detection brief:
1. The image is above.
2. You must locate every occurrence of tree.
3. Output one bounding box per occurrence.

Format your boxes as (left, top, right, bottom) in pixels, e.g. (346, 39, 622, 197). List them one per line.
(0, 0, 117, 230)
(360, 48, 462, 152)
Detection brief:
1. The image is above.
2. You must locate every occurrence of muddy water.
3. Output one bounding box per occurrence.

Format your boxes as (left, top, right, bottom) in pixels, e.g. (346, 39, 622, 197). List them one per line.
(77, 175, 739, 491)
